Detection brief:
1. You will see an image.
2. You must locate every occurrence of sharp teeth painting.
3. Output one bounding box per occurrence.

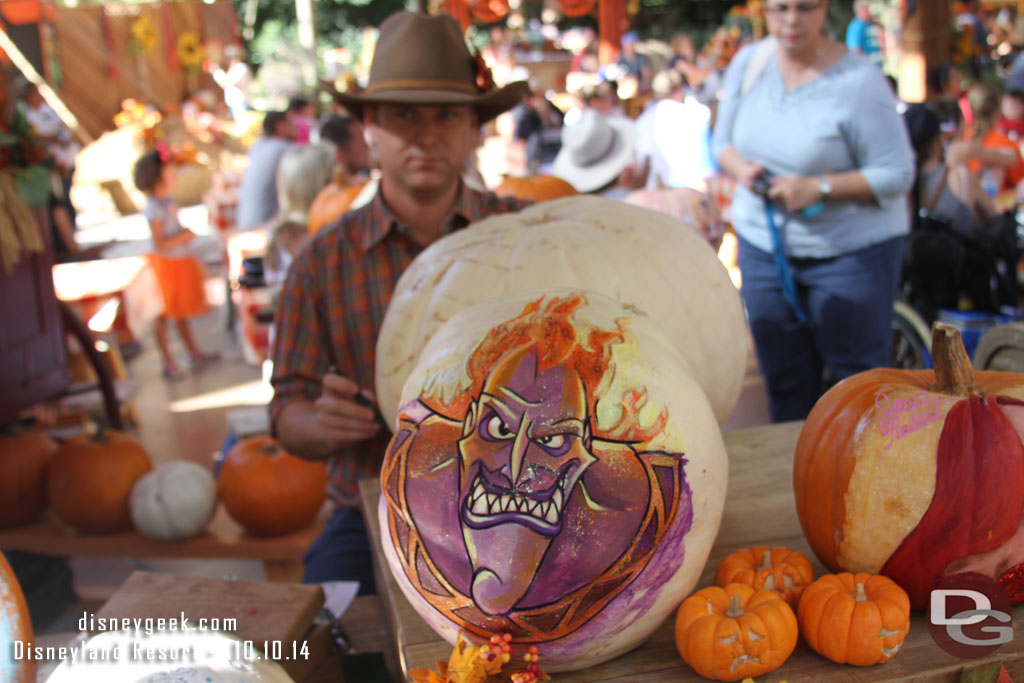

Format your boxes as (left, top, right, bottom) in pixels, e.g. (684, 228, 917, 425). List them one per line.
(379, 291, 728, 671)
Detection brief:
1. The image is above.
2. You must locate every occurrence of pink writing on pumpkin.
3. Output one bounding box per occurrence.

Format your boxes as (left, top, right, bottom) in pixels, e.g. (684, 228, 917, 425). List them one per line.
(875, 391, 956, 449)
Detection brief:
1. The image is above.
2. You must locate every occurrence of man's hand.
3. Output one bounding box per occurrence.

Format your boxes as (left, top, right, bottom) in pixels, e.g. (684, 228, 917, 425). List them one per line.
(314, 372, 381, 449)
(768, 174, 821, 212)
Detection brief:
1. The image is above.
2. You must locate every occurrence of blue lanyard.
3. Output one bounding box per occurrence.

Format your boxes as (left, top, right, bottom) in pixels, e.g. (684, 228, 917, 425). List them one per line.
(764, 197, 807, 324)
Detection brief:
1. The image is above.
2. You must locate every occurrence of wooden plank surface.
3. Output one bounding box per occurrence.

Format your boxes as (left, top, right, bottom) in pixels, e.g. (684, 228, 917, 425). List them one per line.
(361, 421, 1024, 682)
(93, 571, 324, 645)
(0, 504, 325, 565)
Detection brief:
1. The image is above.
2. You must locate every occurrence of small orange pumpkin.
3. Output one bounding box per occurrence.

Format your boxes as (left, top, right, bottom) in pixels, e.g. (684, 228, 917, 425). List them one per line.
(217, 435, 327, 537)
(675, 583, 798, 681)
(493, 174, 579, 202)
(0, 425, 58, 529)
(797, 572, 910, 666)
(715, 546, 815, 607)
(308, 178, 368, 234)
(0, 551, 35, 683)
(46, 429, 152, 534)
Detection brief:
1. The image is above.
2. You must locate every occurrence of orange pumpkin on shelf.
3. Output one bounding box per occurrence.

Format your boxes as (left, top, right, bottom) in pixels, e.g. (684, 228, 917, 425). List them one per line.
(46, 429, 152, 534)
(217, 435, 327, 537)
(308, 178, 368, 235)
(0, 425, 58, 529)
(798, 572, 911, 666)
(0, 551, 35, 683)
(715, 546, 815, 607)
(675, 583, 797, 681)
(493, 174, 579, 202)
(794, 324, 1024, 608)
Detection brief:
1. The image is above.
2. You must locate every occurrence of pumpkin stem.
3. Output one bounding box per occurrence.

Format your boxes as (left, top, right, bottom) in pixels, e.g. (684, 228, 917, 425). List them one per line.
(262, 442, 279, 456)
(932, 323, 976, 396)
(853, 582, 868, 602)
(725, 594, 744, 618)
(758, 550, 773, 571)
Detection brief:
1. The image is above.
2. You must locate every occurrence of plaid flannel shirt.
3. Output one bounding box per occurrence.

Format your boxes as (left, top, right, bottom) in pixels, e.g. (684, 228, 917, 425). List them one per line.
(270, 178, 529, 505)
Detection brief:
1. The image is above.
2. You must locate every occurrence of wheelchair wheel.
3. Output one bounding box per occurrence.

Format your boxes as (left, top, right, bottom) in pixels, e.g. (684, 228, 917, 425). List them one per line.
(972, 322, 1024, 371)
(891, 301, 932, 369)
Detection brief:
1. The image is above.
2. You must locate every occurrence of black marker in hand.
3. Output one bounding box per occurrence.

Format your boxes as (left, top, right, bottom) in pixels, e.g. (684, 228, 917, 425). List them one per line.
(328, 365, 389, 430)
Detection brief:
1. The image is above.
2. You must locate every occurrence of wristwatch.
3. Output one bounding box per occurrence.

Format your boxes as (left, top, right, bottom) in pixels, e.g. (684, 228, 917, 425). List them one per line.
(817, 175, 833, 199)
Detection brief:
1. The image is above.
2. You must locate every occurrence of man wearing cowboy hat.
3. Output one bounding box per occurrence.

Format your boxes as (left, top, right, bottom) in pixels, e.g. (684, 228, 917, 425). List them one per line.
(269, 11, 530, 592)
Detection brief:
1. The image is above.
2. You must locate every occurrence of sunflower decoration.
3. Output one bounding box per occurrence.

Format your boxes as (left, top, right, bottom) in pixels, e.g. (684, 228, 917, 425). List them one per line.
(129, 15, 157, 56)
(176, 31, 204, 72)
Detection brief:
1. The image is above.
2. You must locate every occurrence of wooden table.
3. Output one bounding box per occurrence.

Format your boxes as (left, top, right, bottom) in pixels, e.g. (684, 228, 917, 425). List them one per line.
(359, 421, 1024, 682)
(0, 505, 326, 582)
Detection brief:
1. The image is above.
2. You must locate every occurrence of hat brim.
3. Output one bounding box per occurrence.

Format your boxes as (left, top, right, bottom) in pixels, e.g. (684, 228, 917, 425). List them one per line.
(327, 80, 529, 123)
(552, 116, 636, 194)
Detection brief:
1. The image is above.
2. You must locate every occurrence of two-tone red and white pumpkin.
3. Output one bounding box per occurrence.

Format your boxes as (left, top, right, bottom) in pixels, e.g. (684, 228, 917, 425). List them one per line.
(379, 290, 728, 670)
(794, 324, 1024, 608)
(375, 196, 746, 428)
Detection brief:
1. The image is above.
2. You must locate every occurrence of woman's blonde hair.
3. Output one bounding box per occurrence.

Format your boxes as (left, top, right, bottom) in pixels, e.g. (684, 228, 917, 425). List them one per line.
(275, 142, 335, 222)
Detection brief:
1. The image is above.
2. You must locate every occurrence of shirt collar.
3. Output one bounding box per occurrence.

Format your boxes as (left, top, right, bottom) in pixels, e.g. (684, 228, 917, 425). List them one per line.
(360, 175, 484, 252)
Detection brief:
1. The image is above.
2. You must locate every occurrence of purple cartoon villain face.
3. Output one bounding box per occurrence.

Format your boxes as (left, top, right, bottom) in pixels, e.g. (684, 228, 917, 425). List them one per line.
(457, 347, 600, 616)
(381, 294, 691, 642)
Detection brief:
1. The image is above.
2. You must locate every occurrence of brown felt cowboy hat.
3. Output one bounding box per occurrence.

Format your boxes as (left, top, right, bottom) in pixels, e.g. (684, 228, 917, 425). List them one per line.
(331, 11, 528, 123)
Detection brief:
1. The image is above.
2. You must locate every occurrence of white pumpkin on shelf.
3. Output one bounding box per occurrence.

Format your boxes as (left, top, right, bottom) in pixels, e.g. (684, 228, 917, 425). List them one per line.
(130, 462, 217, 541)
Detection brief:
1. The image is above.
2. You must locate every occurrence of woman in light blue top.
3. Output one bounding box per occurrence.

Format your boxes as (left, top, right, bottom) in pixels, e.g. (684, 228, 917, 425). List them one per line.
(712, 0, 914, 421)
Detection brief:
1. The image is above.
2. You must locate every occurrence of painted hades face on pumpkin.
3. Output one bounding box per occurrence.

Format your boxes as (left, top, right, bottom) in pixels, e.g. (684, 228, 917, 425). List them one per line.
(458, 347, 597, 615)
(383, 294, 691, 641)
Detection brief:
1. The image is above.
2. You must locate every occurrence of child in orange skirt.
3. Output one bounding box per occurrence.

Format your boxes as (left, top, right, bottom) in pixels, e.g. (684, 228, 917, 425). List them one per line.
(133, 149, 220, 379)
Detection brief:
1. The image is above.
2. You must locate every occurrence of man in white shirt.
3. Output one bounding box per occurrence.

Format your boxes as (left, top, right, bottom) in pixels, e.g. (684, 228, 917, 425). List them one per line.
(634, 69, 714, 190)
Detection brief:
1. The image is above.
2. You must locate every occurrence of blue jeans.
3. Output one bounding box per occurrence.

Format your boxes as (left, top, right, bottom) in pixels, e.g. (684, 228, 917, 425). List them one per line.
(302, 506, 376, 595)
(737, 234, 906, 422)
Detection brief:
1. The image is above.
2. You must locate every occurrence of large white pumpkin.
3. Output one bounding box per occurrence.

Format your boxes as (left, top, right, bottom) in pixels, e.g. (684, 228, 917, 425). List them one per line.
(130, 462, 217, 541)
(379, 290, 728, 671)
(376, 195, 747, 427)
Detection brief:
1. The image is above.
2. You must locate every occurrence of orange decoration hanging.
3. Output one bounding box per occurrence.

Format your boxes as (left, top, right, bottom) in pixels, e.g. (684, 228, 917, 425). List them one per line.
(468, 0, 509, 23)
(0, 0, 41, 26)
(598, 0, 628, 64)
(557, 0, 596, 18)
(443, 0, 472, 32)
